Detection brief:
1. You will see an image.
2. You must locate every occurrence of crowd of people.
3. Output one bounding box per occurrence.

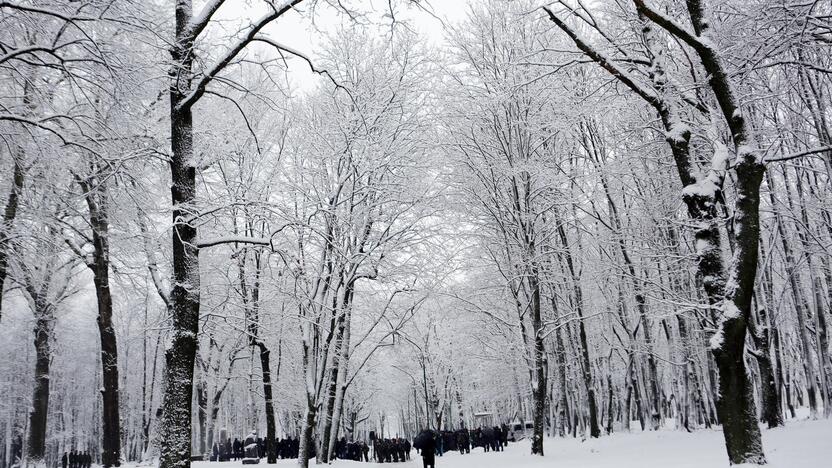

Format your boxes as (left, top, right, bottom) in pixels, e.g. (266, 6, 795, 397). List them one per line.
(412, 425, 511, 468)
(210, 436, 301, 461)
(60, 450, 92, 468)
(207, 424, 510, 466)
(371, 438, 410, 463)
(430, 425, 509, 455)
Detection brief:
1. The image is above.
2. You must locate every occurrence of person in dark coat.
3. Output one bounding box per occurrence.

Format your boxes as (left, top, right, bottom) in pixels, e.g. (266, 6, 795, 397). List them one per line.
(61, 452, 68, 468)
(418, 432, 436, 468)
(232, 438, 242, 461)
(69, 450, 77, 468)
(361, 441, 369, 462)
(500, 424, 509, 447)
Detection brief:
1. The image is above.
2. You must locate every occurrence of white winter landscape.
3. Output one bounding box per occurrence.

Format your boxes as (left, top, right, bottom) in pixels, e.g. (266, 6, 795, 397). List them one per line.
(175, 418, 831, 468)
(1, 1, 831, 468)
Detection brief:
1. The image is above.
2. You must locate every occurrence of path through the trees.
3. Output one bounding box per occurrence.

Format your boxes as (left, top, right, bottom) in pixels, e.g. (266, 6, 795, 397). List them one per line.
(178, 417, 831, 468)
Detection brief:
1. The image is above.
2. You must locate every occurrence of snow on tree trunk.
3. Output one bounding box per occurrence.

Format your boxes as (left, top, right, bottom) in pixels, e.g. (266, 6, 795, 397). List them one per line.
(159, 4, 201, 468)
(85, 180, 122, 468)
(0, 154, 23, 323)
(27, 300, 52, 465)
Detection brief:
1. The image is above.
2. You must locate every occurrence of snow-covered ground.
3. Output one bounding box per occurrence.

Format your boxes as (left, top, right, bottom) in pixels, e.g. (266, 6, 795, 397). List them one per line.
(186, 418, 832, 468)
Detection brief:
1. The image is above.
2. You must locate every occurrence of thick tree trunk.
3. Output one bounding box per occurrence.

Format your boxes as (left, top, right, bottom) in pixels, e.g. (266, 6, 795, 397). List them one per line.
(27, 305, 52, 464)
(298, 404, 316, 468)
(710, 154, 766, 464)
(159, 3, 201, 465)
(257, 343, 277, 464)
(93, 239, 122, 468)
(81, 179, 122, 468)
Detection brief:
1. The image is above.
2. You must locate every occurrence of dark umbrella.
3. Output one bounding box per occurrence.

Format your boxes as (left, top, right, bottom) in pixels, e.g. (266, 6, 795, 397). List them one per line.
(413, 430, 434, 450)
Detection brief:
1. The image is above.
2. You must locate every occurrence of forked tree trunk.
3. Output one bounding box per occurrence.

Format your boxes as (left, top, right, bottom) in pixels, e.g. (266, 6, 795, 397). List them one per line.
(327, 294, 353, 460)
(630, 1, 767, 462)
(79, 177, 122, 467)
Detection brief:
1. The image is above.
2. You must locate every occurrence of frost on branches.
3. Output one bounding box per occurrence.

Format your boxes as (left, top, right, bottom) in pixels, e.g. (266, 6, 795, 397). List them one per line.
(1, 2, 830, 468)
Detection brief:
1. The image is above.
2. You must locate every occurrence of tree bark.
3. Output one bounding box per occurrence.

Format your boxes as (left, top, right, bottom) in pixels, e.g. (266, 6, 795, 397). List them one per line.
(78, 176, 122, 467)
(529, 271, 547, 455)
(257, 343, 277, 463)
(0, 155, 23, 322)
(556, 222, 600, 438)
(631, 1, 767, 462)
(159, 4, 201, 468)
(27, 302, 52, 464)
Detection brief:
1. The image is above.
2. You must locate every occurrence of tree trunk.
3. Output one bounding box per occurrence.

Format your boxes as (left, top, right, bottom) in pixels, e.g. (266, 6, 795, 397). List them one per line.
(298, 404, 316, 468)
(552, 303, 568, 438)
(27, 300, 52, 464)
(556, 222, 600, 438)
(81, 178, 122, 467)
(756, 243, 784, 428)
(257, 343, 277, 463)
(159, 3, 201, 466)
(749, 304, 782, 428)
(529, 271, 546, 455)
(327, 292, 353, 460)
(710, 154, 767, 464)
(0, 155, 23, 322)
(318, 315, 345, 463)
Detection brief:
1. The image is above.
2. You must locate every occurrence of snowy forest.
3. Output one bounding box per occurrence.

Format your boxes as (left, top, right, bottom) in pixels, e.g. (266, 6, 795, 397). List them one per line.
(0, 1, 830, 468)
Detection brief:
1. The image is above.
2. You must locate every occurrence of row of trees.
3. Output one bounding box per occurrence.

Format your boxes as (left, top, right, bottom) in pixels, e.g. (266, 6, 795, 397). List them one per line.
(427, 0, 830, 465)
(0, 1, 433, 468)
(0, 1, 829, 468)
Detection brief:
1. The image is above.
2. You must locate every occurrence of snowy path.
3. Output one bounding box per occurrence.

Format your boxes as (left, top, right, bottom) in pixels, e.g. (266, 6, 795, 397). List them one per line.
(190, 419, 831, 468)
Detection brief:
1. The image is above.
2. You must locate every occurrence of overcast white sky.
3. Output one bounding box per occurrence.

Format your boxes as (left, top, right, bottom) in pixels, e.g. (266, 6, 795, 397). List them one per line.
(211, 0, 473, 91)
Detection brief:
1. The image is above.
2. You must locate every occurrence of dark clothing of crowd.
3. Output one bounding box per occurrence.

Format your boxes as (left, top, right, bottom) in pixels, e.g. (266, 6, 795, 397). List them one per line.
(62, 450, 92, 468)
(373, 438, 410, 463)
(333, 437, 370, 462)
(211, 436, 300, 462)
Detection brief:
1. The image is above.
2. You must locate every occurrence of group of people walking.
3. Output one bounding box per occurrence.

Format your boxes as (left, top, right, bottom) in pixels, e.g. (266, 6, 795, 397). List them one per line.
(211, 436, 301, 461)
(331, 437, 370, 462)
(372, 437, 410, 463)
(412, 425, 511, 468)
(208, 424, 509, 467)
(60, 450, 92, 468)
